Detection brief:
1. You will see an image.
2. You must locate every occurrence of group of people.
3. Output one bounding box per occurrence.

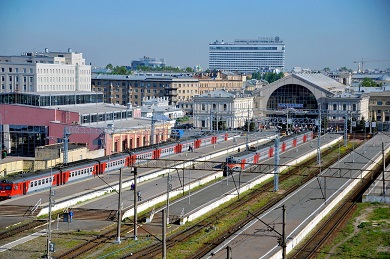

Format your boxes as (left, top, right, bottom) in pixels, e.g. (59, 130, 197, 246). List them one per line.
(64, 208, 74, 222)
(130, 182, 142, 201)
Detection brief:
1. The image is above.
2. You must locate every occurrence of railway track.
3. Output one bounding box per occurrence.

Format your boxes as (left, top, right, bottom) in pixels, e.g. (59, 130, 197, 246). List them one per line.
(119, 140, 359, 258)
(0, 219, 47, 243)
(1, 138, 363, 258)
(56, 224, 133, 258)
(289, 149, 388, 259)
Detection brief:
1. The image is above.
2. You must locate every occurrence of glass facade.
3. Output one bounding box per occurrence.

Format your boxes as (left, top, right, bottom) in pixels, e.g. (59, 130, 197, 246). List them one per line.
(0, 92, 104, 106)
(267, 84, 318, 111)
(7, 125, 48, 157)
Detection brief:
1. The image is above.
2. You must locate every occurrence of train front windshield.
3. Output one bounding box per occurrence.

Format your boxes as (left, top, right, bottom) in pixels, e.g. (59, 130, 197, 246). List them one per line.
(0, 184, 12, 190)
(226, 156, 238, 163)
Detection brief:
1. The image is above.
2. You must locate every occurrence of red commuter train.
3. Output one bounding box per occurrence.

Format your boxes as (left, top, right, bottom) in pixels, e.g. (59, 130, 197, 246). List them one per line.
(0, 132, 229, 199)
(224, 131, 314, 174)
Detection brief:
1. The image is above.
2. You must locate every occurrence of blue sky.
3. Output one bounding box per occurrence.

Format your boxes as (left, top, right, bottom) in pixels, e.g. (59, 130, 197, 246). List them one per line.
(1, 0, 389, 71)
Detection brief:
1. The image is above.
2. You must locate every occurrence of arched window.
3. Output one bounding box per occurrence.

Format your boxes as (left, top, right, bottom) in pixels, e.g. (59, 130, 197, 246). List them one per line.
(267, 84, 317, 110)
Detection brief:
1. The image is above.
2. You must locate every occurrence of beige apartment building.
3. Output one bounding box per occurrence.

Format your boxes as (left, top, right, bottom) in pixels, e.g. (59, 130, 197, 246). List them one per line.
(369, 91, 390, 122)
(175, 79, 200, 102)
(196, 71, 246, 94)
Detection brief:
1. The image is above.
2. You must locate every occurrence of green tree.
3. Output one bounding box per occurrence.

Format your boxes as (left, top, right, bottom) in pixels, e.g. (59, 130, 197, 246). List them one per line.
(357, 117, 366, 132)
(360, 77, 377, 87)
(136, 65, 187, 73)
(251, 72, 284, 83)
(339, 67, 353, 73)
(106, 64, 114, 70)
(323, 67, 331, 72)
(244, 119, 256, 132)
(251, 71, 261, 80)
(114, 66, 130, 75)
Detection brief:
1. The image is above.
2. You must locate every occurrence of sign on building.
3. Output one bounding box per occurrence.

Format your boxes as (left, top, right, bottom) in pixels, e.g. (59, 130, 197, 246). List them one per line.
(277, 103, 303, 109)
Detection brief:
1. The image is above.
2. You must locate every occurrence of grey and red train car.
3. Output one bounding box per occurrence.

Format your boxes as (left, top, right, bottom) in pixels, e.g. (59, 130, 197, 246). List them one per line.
(224, 131, 314, 174)
(0, 132, 229, 199)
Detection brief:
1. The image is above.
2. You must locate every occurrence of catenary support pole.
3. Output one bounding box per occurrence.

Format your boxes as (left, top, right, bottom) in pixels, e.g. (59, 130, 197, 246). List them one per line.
(227, 245, 232, 259)
(274, 132, 280, 192)
(162, 209, 166, 259)
(166, 173, 171, 224)
(47, 166, 53, 259)
(282, 205, 286, 259)
(383, 142, 386, 196)
(317, 107, 322, 164)
(133, 167, 138, 240)
(116, 168, 122, 244)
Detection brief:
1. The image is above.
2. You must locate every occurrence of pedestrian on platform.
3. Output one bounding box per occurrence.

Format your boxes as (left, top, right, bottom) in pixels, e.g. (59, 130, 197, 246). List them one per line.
(69, 209, 74, 222)
(137, 190, 142, 201)
(130, 182, 135, 191)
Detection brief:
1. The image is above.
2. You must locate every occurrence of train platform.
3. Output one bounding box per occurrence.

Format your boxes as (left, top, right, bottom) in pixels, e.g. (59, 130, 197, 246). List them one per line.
(0, 216, 30, 229)
(363, 166, 390, 204)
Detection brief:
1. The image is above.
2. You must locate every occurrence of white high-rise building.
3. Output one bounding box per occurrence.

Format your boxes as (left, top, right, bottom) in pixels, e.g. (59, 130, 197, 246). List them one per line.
(0, 48, 91, 93)
(209, 37, 285, 73)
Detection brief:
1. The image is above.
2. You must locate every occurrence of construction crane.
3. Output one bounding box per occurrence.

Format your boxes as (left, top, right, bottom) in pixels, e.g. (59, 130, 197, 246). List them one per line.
(353, 59, 390, 73)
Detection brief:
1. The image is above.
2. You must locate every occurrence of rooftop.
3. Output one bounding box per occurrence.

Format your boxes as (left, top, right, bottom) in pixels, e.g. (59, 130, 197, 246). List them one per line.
(92, 73, 198, 82)
(196, 89, 252, 98)
(294, 73, 346, 93)
(50, 103, 132, 115)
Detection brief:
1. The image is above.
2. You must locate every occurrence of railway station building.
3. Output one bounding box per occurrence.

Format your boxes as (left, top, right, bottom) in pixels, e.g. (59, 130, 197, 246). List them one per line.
(193, 89, 254, 130)
(253, 73, 370, 129)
